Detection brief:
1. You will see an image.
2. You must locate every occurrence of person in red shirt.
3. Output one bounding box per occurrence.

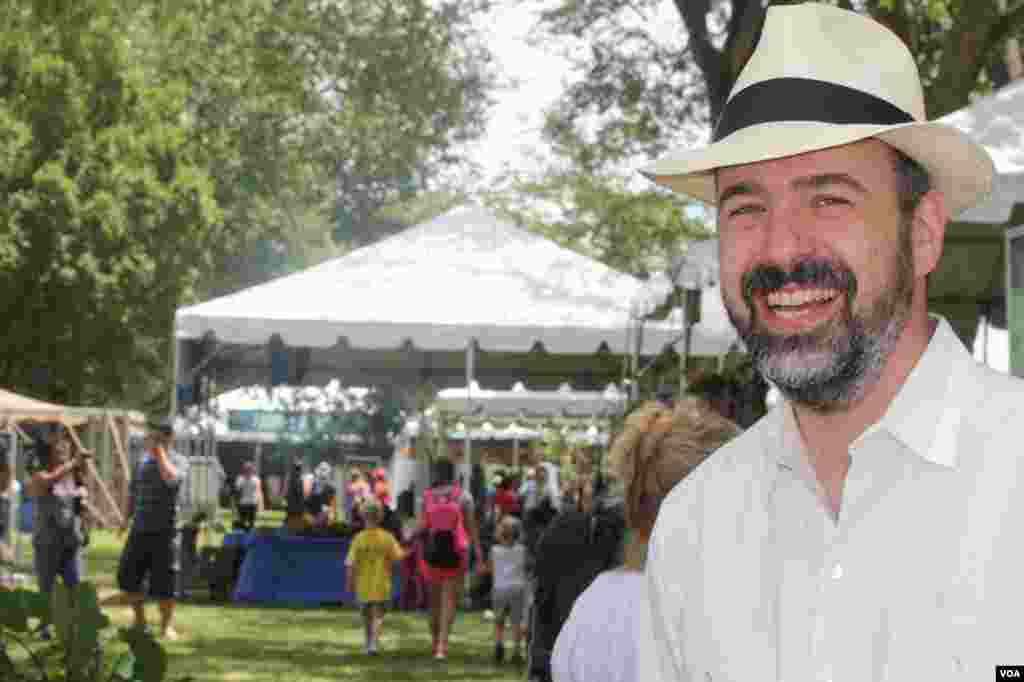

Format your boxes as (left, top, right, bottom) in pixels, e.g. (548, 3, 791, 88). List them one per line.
(372, 468, 392, 508)
(493, 476, 520, 520)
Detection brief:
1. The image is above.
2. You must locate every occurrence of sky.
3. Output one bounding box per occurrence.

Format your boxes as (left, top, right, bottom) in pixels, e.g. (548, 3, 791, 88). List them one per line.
(462, 2, 575, 182)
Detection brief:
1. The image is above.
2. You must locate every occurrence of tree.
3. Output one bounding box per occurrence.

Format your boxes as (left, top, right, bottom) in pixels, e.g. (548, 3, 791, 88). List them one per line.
(0, 1, 499, 412)
(486, 168, 710, 276)
(147, 0, 499, 300)
(0, 1, 219, 408)
(534, 0, 1024, 170)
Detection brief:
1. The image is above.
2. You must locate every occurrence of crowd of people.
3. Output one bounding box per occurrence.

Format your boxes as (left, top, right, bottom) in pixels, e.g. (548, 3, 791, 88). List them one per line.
(7, 4, 1024, 678)
(0, 397, 771, 678)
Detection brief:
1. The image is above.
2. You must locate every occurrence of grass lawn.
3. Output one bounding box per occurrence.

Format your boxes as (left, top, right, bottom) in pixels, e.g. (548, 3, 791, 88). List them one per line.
(69, 515, 526, 682)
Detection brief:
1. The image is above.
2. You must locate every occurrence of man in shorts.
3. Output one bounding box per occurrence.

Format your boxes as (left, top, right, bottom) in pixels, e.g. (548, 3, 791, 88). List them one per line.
(117, 419, 190, 640)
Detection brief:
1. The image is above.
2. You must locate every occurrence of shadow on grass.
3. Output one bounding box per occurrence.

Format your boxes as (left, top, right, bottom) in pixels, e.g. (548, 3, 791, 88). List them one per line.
(169, 635, 513, 682)
(157, 607, 519, 682)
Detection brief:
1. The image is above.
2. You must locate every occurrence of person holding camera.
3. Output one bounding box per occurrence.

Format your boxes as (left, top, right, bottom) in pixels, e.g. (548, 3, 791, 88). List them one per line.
(29, 429, 90, 639)
(116, 419, 189, 640)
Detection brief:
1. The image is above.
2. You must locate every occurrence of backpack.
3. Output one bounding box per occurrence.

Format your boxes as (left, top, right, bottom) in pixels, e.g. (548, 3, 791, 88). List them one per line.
(422, 485, 465, 569)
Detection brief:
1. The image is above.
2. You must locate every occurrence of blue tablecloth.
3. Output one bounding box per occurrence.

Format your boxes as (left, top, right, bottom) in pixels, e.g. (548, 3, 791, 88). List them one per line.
(231, 533, 401, 606)
(222, 531, 252, 549)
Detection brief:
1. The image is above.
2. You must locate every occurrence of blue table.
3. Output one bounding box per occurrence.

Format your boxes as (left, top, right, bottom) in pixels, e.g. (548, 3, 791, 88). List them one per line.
(232, 533, 401, 606)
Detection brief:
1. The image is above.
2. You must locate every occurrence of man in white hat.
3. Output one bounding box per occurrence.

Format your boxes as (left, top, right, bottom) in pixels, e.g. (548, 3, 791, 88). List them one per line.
(640, 4, 1024, 681)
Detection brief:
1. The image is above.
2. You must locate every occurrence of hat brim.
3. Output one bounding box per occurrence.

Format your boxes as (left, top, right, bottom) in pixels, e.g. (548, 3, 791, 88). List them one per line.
(640, 121, 994, 218)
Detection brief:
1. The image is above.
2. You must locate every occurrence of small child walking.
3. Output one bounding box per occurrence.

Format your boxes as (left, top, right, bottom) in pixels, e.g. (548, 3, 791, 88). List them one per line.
(345, 500, 406, 654)
(487, 515, 527, 664)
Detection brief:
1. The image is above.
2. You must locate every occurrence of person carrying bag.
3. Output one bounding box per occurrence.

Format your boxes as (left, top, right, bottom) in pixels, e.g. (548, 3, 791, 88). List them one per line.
(422, 484, 466, 569)
(417, 459, 480, 661)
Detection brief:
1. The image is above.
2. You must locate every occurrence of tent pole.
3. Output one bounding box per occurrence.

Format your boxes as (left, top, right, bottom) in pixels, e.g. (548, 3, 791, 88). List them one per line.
(463, 340, 476, 608)
(465, 340, 475, 487)
(679, 307, 696, 393)
(170, 327, 181, 418)
(680, 290, 695, 397)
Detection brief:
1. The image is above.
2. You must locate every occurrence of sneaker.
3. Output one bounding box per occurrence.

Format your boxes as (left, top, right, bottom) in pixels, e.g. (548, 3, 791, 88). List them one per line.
(366, 642, 378, 655)
(160, 627, 180, 642)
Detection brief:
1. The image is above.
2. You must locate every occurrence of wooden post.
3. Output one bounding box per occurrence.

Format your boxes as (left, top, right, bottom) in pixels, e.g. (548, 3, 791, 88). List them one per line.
(81, 498, 115, 529)
(65, 423, 125, 527)
(106, 414, 132, 513)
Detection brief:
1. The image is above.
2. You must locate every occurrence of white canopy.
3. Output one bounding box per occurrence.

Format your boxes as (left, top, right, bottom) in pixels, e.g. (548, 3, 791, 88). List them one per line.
(174, 381, 371, 442)
(175, 206, 736, 356)
(434, 380, 626, 418)
(941, 80, 1024, 225)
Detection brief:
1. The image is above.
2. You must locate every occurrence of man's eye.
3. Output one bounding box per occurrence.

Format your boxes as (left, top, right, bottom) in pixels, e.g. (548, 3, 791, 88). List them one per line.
(812, 195, 851, 208)
(725, 204, 764, 218)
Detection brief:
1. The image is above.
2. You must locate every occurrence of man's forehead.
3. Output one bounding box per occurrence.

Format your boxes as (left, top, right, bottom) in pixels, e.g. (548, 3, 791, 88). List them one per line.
(715, 139, 898, 195)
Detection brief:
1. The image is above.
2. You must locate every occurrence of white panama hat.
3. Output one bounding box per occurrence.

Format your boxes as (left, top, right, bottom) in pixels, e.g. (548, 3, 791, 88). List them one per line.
(641, 3, 994, 217)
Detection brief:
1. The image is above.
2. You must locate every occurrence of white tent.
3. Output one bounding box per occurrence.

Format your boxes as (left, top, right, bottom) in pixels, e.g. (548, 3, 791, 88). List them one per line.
(174, 206, 739, 482)
(173, 380, 372, 443)
(925, 81, 1024, 350)
(175, 205, 736, 359)
(434, 380, 626, 419)
(942, 80, 1024, 225)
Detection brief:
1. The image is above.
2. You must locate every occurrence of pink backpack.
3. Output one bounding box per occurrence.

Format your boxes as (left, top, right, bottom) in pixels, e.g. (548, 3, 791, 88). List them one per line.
(423, 485, 467, 568)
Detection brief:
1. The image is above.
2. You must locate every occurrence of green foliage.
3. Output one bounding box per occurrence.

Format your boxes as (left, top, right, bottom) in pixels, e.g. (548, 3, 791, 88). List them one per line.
(168, 0, 499, 299)
(0, 0, 218, 410)
(486, 169, 710, 277)
(533, 0, 1024, 171)
(0, 0, 498, 413)
(0, 582, 183, 682)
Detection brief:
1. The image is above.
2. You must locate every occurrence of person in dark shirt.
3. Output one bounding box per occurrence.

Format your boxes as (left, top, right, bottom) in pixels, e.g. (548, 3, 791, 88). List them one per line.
(526, 470, 625, 682)
(115, 420, 189, 640)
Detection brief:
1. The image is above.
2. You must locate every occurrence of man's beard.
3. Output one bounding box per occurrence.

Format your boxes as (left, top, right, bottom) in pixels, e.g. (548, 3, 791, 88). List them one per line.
(726, 227, 914, 412)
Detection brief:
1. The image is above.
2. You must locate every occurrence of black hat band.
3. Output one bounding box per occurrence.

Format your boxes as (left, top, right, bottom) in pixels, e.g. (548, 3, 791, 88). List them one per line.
(712, 77, 916, 142)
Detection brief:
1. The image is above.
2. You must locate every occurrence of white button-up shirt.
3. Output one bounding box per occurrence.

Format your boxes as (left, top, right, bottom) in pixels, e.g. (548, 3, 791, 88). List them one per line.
(642, 317, 1024, 681)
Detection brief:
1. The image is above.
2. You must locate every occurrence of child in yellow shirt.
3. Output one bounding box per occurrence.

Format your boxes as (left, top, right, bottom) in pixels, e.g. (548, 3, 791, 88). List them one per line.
(345, 500, 405, 654)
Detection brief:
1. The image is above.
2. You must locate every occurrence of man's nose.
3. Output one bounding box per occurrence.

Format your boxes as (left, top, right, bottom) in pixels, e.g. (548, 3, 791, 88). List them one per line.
(758, 203, 816, 267)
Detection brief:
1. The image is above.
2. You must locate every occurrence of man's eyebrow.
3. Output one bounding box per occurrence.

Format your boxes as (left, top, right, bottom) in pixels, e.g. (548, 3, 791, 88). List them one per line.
(717, 181, 763, 206)
(791, 173, 868, 194)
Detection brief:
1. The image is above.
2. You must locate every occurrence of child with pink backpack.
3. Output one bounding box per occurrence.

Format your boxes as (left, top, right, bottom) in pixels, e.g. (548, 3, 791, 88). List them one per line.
(417, 459, 480, 660)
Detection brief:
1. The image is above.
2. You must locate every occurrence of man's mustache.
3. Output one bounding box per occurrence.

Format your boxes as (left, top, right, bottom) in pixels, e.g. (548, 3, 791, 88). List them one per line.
(742, 258, 856, 303)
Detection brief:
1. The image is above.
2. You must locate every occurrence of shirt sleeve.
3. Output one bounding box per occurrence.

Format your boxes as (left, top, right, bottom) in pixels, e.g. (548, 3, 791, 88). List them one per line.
(641, 519, 693, 682)
(551, 603, 581, 682)
(346, 534, 361, 567)
(390, 535, 406, 561)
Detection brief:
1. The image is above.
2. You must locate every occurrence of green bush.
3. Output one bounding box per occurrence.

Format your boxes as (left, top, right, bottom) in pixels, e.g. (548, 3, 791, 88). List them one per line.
(0, 582, 187, 682)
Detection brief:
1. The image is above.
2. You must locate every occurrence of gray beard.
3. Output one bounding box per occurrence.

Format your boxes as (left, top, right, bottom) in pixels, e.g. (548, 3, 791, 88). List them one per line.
(732, 249, 913, 413)
(747, 303, 908, 412)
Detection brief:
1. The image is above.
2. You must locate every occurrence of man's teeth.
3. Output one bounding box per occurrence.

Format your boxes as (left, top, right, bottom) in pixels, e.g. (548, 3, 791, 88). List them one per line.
(766, 288, 839, 308)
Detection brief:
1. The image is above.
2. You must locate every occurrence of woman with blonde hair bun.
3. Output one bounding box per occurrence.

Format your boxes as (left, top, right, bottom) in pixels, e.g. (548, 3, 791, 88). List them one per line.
(551, 398, 739, 682)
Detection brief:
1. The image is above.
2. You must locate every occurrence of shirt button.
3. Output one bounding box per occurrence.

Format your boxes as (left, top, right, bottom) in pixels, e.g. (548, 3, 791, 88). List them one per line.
(831, 563, 844, 580)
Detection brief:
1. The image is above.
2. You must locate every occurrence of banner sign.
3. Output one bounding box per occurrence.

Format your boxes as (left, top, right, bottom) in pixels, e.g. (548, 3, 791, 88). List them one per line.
(227, 410, 370, 435)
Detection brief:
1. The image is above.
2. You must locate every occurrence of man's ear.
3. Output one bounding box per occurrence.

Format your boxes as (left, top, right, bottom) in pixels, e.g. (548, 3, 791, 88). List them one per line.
(911, 190, 948, 278)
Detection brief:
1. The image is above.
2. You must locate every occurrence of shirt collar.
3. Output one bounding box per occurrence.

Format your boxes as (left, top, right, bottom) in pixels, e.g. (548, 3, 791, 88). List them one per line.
(868, 315, 965, 468)
(772, 315, 966, 470)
